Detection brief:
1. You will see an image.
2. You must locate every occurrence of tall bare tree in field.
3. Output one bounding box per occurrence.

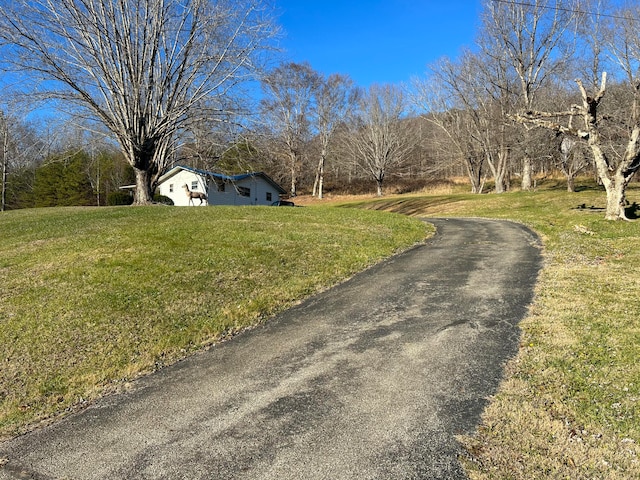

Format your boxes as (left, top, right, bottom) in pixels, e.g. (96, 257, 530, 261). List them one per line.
(0, 112, 12, 212)
(346, 84, 415, 196)
(0, 0, 276, 204)
(312, 74, 356, 199)
(514, 3, 640, 220)
(481, 0, 577, 190)
(559, 135, 591, 192)
(410, 71, 481, 193)
(261, 62, 320, 197)
(421, 51, 517, 193)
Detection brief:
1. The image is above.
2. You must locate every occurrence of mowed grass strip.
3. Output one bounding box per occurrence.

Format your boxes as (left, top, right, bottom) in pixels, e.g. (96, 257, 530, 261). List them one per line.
(345, 182, 640, 479)
(0, 205, 429, 439)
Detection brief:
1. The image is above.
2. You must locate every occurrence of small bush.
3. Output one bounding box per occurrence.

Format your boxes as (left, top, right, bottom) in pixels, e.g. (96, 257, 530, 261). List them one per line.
(153, 194, 174, 206)
(106, 191, 134, 206)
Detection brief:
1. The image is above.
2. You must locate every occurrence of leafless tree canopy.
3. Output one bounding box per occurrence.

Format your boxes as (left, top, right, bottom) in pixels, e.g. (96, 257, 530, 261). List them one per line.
(509, 1, 640, 220)
(312, 73, 356, 199)
(346, 84, 416, 196)
(260, 62, 320, 197)
(481, 0, 578, 190)
(0, 0, 276, 204)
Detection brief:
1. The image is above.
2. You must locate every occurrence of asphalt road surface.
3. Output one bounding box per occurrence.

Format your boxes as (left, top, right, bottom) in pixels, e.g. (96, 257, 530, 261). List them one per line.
(0, 218, 542, 480)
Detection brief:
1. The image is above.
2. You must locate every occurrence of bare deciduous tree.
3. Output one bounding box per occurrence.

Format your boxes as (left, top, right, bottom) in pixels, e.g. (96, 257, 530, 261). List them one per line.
(559, 135, 590, 192)
(346, 84, 415, 196)
(0, 0, 276, 204)
(261, 62, 320, 197)
(0, 112, 11, 212)
(0, 110, 46, 211)
(513, 3, 640, 220)
(431, 51, 516, 193)
(515, 71, 640, 220)
(481, 0, 577, 190)
(411, 69, 487, 193)
(312, 74, 356, 199)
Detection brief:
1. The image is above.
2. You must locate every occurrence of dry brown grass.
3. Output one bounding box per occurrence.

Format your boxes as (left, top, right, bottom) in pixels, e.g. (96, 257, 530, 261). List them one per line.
(460, 259, 640, 479)
(293, 178, 472, 206)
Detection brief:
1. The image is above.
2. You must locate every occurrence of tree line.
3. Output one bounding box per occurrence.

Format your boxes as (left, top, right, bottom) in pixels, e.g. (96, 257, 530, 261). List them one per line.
(1, 0, 640, 219)
(0, 115, 135, 210)
(414, 0, 640, 220)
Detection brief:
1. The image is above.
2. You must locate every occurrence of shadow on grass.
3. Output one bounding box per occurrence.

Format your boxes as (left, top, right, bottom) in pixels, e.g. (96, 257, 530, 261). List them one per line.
(573, 185, 603, 193)
(573, 203, 605, 212)
(625, 202, 640, 219)
(572, 201, 640, 219)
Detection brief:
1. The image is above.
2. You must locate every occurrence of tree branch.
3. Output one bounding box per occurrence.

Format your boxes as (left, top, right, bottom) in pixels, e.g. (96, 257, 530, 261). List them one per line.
(508, 112, 590, 139)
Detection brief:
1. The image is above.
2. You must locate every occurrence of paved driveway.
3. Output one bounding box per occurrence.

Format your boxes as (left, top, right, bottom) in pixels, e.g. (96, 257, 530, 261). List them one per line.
(0, 218, 542, 480)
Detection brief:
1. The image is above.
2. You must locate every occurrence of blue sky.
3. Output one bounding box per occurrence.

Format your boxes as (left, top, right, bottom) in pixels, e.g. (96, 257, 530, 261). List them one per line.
(274, 0, 484, 87)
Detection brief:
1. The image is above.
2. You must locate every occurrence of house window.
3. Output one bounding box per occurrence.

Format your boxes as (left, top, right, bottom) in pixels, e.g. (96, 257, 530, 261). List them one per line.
(266, 192, 272, 202)
(169, 184, 174, 193)
(191, 181, 198, 190)
(238, 186, 250, 197)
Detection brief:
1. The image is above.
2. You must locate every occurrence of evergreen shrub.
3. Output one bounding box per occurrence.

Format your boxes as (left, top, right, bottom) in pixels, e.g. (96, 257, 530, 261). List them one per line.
(107, 191, 134, 206)
(153, 194, 174, 205)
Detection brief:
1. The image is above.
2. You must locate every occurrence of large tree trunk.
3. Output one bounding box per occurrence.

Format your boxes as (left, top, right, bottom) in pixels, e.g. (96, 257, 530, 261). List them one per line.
(581, 76, 639, 221)
(464, 155, 484, 194)
(1, 120, 7, 212)
(317, 154, 325, 199)
(128, 138, 165, 205)
(1, 145, 6, 212)
(468, 171, 484, 194)
(132, 167, 154, 205)
(485, 143, 509, 194)
(1, 154, 6, 212)
(471, 180, 485, 194)
(494, 173, 506, 194)
(592, 144, 632, 221)
(604, 179, 627, 220)
(375, 168, 385, 197)
(587, 95, 640, 220)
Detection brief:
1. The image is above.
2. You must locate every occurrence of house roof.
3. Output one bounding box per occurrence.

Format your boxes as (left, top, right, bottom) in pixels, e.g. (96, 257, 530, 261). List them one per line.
(159, 165, 286, 194)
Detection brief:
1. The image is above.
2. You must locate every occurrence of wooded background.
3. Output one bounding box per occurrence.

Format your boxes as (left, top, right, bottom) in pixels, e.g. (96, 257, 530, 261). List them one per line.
(1, 0, 639, 217)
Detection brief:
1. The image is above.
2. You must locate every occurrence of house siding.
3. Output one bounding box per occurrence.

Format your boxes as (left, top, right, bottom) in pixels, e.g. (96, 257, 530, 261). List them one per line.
(207, 176, 281, 206)
(156, 166, 284, 207)
(157, 169, 208, 206)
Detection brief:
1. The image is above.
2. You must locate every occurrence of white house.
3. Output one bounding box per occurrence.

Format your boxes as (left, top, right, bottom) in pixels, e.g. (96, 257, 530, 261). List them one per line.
(156, 165, 287, 207)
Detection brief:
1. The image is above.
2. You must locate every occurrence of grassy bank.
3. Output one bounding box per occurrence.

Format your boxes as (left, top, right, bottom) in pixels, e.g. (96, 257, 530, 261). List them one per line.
(342, 183, 640, 478)
(0, 205, 428, 439)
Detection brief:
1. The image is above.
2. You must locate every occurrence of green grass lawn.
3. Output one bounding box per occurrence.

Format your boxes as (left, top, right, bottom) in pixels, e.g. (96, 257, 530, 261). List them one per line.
(0, 205, 428, 439)
(344, 181, 640, 479)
